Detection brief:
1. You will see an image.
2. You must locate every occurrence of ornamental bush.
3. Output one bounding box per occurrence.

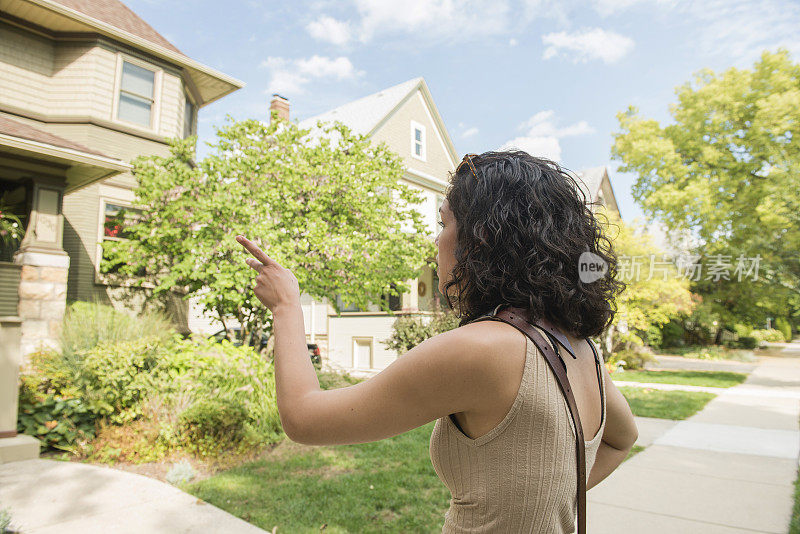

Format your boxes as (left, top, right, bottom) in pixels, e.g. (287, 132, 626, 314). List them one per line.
(750, 328, 786, 345)
(19, 328, 284, 457)
(383, 306, 460, 354)
(17, 377, 96, 453)
(775, 317, 793, 342)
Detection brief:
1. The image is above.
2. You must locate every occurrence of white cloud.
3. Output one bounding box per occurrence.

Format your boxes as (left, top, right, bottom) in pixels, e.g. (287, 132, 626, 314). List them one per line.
(462, 127, 479, 138)
(521, 110, 594, 137)
(499, 110, 595, 162)
(296, 55, 359, 79)
(501, 136, 563, 161)
(521, 0, 572, 26)
(352, 0, 511, 43)
(306, 16, 351, 45)
(509, 38, 518, 46)
(542, 28, 634, 64)
(261, 55, 363, 95)
(675, 0, 800, 64)
(585, 0, 799, 63)
(591, 0, 677, 16)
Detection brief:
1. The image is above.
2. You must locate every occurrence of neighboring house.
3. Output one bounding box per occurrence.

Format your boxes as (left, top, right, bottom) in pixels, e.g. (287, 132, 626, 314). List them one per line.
(191, 77, 620, 378)
(297, 77, 458, 376)
(575, 166, 621, 218)
(0, 0, 243, 362)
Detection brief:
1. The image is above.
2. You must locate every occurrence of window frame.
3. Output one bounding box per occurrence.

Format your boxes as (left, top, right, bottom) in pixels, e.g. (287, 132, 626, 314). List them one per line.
(352, 336, 375, 369)
(410, 120, 427, 162)
(111, 53, 163, 132)
(95, 197, 151, 288)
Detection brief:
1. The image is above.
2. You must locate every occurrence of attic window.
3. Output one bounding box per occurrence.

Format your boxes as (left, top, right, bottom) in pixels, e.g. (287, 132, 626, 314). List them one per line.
(411, 121, 426, 161)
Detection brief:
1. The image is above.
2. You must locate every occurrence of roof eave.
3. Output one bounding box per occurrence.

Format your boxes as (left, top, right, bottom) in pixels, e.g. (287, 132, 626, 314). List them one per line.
(0, 133, 131, 192)
(28, 0, 245, 107)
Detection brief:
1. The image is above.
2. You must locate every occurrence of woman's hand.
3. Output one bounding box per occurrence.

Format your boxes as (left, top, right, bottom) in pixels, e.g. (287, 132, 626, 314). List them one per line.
(236, 235, 301, 313)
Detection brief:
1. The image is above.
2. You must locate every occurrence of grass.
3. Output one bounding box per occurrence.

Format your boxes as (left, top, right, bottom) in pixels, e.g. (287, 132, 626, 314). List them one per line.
(790, 411, 800, 534)
(611, 369, 748, 388)
(625, 445, 645, 462)
(618, 386, 717, 420)
(656, 345, 757, 362)
(185, 369, 696, 532)
(186, 422, 449, 533)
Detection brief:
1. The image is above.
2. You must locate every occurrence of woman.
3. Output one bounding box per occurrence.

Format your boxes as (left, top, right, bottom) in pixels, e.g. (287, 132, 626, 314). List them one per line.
(236, 150, 638, 533)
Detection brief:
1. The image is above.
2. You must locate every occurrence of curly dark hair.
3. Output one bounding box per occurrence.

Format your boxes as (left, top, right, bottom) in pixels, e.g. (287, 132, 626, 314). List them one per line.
(442, 150, 625, 338)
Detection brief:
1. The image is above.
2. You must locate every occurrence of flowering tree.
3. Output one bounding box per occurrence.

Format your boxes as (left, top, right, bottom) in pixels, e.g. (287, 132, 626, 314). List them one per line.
(102, 114, 435, 344)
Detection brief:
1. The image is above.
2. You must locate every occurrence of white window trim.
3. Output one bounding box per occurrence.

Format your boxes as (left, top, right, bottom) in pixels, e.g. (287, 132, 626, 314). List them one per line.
(95, 196, 153, 288)
(111, 52, 163, 134)
(410, 120, 426, 162)
(352, 336, 374, 370)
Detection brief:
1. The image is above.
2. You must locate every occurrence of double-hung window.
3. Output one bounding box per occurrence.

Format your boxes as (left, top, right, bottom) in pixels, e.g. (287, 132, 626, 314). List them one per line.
(117, 60, 157, 128)
(411, 121, 426, 161)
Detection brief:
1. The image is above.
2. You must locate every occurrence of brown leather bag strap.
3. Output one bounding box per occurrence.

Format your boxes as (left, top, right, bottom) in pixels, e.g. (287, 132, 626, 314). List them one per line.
(470, 305, 587, 534)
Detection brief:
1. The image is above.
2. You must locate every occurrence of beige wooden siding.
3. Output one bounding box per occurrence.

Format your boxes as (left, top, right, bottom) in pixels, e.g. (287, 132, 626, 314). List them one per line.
(371, 89, 455, 181)
(49, 43, 98, 117)
(159, 72, 182, 138)
(1, 24, 187, 145)
(0, 22, 53, 115)
(62, 182, 101, 302)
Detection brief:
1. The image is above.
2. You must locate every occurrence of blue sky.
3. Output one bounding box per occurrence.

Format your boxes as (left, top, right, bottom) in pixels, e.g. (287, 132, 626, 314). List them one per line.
(128, 0, 800, 224)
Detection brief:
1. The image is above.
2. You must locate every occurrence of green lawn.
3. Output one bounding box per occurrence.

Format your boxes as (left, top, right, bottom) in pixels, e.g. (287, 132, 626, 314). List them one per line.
(625, 445, 645, 462)
(184, 371, 685, 532)
(187, 422, 449, 533)
(612, 369, 748, 388)
(619, 386, 717, 419)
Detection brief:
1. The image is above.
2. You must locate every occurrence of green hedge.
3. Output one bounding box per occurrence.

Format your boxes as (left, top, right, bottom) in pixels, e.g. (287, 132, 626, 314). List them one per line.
(19, 332, 284, 457)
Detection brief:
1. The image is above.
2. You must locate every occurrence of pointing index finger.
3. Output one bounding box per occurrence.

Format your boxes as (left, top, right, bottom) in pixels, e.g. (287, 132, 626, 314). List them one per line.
(236, 235, 273, 266)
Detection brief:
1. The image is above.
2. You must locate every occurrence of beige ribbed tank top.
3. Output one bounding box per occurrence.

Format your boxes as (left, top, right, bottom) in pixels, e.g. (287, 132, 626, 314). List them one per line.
(429, 326, 606, 533)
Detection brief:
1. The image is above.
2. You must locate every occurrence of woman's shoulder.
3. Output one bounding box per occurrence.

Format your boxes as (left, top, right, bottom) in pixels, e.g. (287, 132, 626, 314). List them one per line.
(437, 320, 529, 374)
(445, 317, 526, 345)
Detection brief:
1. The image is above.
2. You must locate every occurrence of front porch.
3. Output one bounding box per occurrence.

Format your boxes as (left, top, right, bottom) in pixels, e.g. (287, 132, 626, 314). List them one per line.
(0, 114, 129, 462)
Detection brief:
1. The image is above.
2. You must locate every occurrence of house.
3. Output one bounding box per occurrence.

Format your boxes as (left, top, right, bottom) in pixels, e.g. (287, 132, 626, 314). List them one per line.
(0, 0, 242, 459)
(575, 166, 621, 218)
(225, 78, 621, 378)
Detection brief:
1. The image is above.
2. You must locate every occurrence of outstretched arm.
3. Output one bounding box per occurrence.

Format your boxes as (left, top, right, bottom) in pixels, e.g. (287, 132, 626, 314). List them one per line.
(236, 235, 495, 446)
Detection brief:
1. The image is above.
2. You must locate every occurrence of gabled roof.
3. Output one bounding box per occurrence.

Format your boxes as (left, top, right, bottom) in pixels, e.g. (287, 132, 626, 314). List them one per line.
(576, 166, 607, 201)
(299, 78, 422, 135)
(576, 166, 621, 217)
(52, 0, 182, 54)
(299, 77, 459, 166)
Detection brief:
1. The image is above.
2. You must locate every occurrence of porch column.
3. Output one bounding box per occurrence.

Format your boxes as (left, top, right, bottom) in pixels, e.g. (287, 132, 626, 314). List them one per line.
(402, 277, 420, 311)
(13, 178, 69, 359)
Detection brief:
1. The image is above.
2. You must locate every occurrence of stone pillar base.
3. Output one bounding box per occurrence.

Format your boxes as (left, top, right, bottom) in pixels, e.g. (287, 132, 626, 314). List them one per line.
(0, 434, 40, 464)
(13, 250, 69, 359)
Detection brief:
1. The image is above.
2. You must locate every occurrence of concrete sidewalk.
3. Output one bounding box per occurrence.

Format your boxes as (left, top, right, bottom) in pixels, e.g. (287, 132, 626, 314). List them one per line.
(589, 348, 800, 533)
(0, 459, 267, 534)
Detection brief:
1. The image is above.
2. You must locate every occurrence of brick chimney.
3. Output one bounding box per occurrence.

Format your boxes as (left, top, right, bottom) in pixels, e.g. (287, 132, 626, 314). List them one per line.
(270, 94, 289, 122)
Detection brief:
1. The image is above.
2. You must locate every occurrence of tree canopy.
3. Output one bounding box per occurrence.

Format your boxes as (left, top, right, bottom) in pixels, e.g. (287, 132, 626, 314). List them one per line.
(102, 114, 436, 342)
(611, 49, 800, 330)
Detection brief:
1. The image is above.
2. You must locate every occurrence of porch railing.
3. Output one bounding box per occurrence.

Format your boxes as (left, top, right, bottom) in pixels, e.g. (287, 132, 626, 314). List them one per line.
(0, 262, 21, 316)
